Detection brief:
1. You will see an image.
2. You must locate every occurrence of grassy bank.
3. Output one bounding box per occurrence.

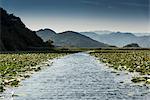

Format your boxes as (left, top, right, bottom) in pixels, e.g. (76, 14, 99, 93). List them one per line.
(90, 50, 150, 84)
(0, 52, 71, 92)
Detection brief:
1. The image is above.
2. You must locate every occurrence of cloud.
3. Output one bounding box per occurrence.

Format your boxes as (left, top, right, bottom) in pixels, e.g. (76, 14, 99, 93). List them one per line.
(81, 0, 101, 6)
(119, 2, 149, 8)
(81, 0, 149, 8)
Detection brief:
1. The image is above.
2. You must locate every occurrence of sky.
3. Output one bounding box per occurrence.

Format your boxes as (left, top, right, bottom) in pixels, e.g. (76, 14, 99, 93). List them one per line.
(0, 0, 150, 33)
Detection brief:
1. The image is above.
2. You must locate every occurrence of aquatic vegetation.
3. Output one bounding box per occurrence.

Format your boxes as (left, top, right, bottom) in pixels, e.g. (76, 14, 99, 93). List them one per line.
(90, 50, 150, 83)
(131, 77, 147, 83)
(0, 52, 69, 92)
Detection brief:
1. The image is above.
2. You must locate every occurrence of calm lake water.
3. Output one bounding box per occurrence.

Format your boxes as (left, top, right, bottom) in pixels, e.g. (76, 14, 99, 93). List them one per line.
(1, 53, 150, 100)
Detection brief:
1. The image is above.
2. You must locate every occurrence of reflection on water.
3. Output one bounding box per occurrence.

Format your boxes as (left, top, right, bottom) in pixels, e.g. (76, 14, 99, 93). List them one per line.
(1, 53, 150, 100)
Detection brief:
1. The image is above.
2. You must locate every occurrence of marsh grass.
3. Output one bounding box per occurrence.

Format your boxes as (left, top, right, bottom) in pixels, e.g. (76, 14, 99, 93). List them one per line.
(0, 52, 69, 92)
(90, 50, 150, 84)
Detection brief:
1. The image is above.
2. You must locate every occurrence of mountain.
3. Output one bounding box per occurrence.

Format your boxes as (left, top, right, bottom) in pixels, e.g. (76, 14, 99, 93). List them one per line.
(36, 29, 110, 48)
(80, 32, 150, 48)
(123, 43, 140, 48)
(91, 30, 112, 35)
(80, 32, 102, 42)
(0, 8, 51, 51)
(36, 29, 57, 42)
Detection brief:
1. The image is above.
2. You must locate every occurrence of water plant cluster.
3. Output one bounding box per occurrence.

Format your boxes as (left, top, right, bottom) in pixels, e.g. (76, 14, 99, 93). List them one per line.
(90, 50, 150, 84)
(0, 52, 68, 92)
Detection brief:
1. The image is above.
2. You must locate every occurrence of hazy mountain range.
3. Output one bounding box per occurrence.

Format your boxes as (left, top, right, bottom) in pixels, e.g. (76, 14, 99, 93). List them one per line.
(85, 31, 150, 36)
(80, 32, 150, 48)
(0, 8, 149, 51)
(36, 29, 109, 48)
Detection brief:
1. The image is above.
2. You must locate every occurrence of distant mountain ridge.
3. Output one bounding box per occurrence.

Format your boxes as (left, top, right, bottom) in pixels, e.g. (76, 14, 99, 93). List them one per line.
(0, 8, 50, 51)
(80, 32, 150, 48)
(36, 29, 110, 48)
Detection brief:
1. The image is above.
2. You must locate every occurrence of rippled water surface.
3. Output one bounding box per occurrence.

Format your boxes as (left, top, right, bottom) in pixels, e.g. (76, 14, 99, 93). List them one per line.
(1, 53, 150, 100)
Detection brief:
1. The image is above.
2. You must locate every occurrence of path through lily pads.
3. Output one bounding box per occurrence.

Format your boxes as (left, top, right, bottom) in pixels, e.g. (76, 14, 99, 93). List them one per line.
(1, 53, 150, 100)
